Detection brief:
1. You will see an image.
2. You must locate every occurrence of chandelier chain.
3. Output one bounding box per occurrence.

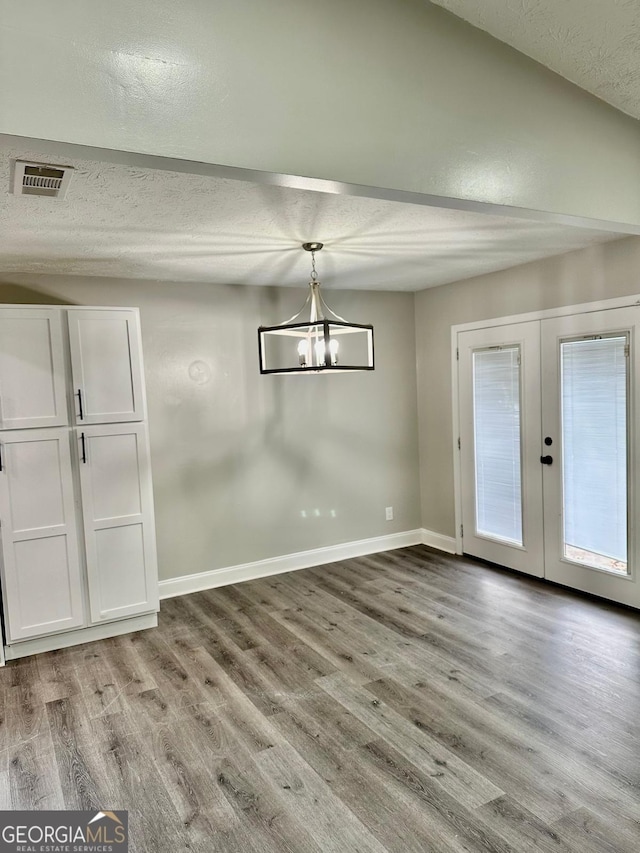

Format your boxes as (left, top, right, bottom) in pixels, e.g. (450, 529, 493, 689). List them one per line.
(310, 250, 318, 282)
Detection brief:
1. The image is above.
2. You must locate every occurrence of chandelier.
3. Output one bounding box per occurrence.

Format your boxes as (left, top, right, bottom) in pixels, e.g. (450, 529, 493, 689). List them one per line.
(258, 242, 375, 374)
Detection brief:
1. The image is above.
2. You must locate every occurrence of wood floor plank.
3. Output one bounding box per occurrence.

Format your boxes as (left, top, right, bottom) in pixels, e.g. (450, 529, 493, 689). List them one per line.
(1, 685, 48, 772)
(476, 796, 577, 853)
(224, 602, 307, 651)
(318, 670, 504, 809)
(175, 597, 285, 715)
(271, 697, 465, 853)
(143, 722, 238, 835)
(36, 650, 84, 704)
(0, 770, 10, 809)
(88, 707, 139, 744)
(176, 700, 234, 762)
(89, 727, 189, 853)
(385, 639, 499, 701)
(276, 690, 377, 754)
(123, 630, 212, 710)
(552, 806, 640, 853)
(7, 735, 64, 810)
(156, 593, 203, 637)
(254, 743, 391, 853)
(4, 657, 39, 691)
(124, 687, 178, 730)
(237, 576, 313, 612)
(45, 696, 104, 810)
(215, 691, 283, 754)
(77, 654, 132, 719)
(314, 572, 515, 673)
(174, 644, 288, 755)
(271, 607, 386, 685)
(1, 545, 639, 851)
(242, 642, 327, 704)
(214, 748, 324, 853)
(364, 674, 580, 823)
(359, 738, 519, 853)
(484, 690, 640, 802)
(101, 633, 158, 695)
(161, 634, 228, 708)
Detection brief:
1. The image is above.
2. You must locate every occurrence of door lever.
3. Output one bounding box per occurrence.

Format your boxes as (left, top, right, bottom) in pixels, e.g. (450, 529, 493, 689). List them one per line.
(540, 455, 553, 465)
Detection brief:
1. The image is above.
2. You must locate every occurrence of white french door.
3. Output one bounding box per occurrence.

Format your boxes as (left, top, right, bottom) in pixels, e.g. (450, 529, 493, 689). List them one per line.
(459, 321, 544, 577)
(541, 307, 639, 605)
(458, 305, 640, 609)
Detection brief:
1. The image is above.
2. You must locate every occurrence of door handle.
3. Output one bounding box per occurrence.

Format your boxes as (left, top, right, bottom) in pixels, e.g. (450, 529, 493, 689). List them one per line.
(540, 455, 553, 465)
(76, 388, 84, 421)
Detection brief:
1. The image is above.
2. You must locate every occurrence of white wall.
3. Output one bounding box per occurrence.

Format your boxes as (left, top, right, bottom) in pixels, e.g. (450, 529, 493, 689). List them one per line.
(1, 0, 639, 226)
(0, 274, 421, 581)
(415, 235, 640, 538)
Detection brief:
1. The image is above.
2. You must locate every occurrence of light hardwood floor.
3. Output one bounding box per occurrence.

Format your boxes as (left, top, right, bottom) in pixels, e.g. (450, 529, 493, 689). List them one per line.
(1, 545, 639, 852)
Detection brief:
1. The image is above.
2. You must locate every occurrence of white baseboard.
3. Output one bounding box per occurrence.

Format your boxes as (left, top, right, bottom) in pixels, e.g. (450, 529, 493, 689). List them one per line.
(420, 528, 457, 554)
(159, 529, 424, 600)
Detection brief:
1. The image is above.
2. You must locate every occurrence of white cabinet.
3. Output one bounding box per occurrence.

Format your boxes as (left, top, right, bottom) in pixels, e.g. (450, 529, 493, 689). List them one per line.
(0, 429, 85, 641)
(0, 308, 68, 429)
(0, 305, 158, 660)
(68, 309, 145, 424)
(77, 423, 159, 622)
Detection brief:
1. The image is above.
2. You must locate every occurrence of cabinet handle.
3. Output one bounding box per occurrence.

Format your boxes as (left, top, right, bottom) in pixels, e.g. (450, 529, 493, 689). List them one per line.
(80, 432, 87, 464)
(0, 443, 3, 472)
(76, 388, 84, 421)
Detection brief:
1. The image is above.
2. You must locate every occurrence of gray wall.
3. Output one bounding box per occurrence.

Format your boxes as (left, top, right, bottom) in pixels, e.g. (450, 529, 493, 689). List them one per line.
(5, 235, 640, 575)
(2, 0, 640, 224)
(415, 235, 640, 539)
(0, 275, 421, 581)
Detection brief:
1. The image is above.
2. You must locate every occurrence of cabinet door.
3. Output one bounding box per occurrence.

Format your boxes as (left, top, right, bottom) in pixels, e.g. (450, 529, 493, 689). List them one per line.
(0, 308, 68, 430)
(0, 429, 85, 642)
(77, 423, 159, 622)
(68, 309, 145, 424)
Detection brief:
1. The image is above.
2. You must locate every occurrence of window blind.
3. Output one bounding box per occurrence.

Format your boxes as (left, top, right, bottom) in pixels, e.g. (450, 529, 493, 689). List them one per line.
(561, 336, 627, 565)
(473, 347, 523, 545)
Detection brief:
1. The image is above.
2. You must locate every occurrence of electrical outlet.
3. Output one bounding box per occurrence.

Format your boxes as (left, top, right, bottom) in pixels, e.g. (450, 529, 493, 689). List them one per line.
(385, 506, 394, 521)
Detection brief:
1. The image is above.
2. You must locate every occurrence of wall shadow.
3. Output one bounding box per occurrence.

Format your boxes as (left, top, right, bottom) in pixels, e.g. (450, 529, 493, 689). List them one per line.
(0, 281, 74, 305)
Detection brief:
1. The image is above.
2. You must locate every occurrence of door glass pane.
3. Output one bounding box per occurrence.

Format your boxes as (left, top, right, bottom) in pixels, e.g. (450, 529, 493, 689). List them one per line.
(473, 346, 523, 545)
(561, 336, 628, 574)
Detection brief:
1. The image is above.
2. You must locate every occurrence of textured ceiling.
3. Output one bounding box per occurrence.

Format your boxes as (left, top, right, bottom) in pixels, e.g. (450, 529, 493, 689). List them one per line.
(431, 0, 640, 120)
(0, 144, 623, 291)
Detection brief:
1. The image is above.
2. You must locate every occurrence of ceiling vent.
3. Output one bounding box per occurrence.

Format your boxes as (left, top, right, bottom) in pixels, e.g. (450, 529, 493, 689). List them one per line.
(13, 160, 73, 199)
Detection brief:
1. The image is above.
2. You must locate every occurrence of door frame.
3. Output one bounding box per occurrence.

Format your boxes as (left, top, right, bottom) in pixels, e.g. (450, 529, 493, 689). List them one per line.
(452, 293, 640, 557)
